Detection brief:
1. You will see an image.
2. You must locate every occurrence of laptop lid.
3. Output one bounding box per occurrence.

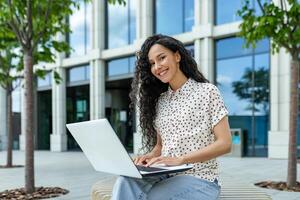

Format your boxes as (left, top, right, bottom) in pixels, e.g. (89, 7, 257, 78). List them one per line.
(66, 118, 143, 179)
(66, 119, 193, 178)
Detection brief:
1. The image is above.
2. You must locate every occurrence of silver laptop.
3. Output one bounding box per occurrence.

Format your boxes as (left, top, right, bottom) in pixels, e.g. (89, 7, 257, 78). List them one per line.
(66, 118, 193, 179)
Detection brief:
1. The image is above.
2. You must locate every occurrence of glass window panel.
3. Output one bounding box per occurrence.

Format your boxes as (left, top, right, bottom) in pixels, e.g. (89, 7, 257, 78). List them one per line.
(155, 0, 183, 35)
(216, 37, 270, 157)
(108, 2, 128, 48)
(129, 56, 136, 73)
(37, 72, 52, 87)
(254, 53, 270, 115)
(107, 0, 136, 49)
(69, 1, 91, 57)
(216, 38, 252, 59)
(217, 56, 253, 115)
(69, 1, 85, 57)
(129, 0, 136, 44)
(184, 0, 194, 32)
(215, 0, 242, 25)
(215, 0, 271, 25)
(86, 2, 92, 52)
(86, 65, 90, 80)
(12, 79, 21, 113)
(108, 58, 129, 76)
(254, 38, 270, 54)
(69, 66, 86, 82)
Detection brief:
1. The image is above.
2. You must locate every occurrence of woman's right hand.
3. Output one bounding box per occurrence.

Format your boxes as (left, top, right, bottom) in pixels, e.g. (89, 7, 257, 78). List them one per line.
(133, 153, 156, 166)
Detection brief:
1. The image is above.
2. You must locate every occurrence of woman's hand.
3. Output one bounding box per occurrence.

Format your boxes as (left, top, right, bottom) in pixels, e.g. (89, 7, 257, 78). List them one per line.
(133, 153, 157, 166)
(145, 156, 185, 167)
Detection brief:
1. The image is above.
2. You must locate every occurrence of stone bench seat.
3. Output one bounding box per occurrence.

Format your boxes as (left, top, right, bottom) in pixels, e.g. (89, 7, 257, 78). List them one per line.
(91, 176, 272, 200)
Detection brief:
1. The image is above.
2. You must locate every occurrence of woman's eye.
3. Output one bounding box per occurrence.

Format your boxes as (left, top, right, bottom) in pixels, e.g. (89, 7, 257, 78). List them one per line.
(160, 56, 165, 60)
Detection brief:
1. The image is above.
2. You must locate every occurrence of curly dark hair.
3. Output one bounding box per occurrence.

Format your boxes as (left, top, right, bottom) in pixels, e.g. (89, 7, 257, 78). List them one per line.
(129, 34, 209, 153)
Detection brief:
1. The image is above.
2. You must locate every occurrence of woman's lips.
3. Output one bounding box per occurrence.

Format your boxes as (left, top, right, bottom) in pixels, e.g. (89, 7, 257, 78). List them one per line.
(159, 69, 168, 76)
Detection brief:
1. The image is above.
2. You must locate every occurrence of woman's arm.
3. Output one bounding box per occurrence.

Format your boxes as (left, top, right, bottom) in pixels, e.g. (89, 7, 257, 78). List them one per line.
(134, 133, 162, 165)
(180, 116, 232, 164)
(149, 133, 162, 157)
(146, 116, 232, 166)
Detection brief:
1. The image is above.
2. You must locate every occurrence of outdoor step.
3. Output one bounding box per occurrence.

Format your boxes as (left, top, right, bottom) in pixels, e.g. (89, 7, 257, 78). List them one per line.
(90, 176, 272, 200)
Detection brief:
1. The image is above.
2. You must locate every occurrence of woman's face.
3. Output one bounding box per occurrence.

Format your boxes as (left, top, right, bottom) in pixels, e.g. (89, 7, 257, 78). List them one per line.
(148, 44, 181, 83)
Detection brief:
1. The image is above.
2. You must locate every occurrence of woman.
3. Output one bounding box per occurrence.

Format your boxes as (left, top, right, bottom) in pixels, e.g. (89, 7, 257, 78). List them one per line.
(111, 34, 232, 200)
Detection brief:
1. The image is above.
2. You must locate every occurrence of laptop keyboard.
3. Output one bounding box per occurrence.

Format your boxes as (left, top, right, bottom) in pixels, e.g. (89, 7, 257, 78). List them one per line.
(136, 165, 165, 172)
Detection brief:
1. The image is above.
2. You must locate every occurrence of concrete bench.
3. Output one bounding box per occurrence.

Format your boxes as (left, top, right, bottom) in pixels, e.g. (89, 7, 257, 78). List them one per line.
(91, 176, 272, 200)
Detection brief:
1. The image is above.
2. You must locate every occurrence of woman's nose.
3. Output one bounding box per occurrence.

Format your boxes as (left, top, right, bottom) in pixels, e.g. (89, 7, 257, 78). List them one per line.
(154, 63, 161, 70)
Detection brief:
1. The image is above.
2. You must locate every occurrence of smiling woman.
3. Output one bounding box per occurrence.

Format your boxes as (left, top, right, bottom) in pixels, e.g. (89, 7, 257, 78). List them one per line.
(110, 34, 232, 200)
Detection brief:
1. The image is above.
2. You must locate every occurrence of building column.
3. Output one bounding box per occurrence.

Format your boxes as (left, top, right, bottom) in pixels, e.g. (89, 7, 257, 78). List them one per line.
(90, 60, 106, 120)
(0, 87, 7, 150)
(50, 67, 67, 151)
(200, 38, 214, 82)
(194, 0, 214, 82)
(268, 48, 290, 158)
(90, 0, 106, 120)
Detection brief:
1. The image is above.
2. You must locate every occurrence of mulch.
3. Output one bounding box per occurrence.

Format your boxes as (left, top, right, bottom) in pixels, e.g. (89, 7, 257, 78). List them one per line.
(255, 181, 300, 192)
(0, 187, 69, 200)
(0, 165, 24, 168)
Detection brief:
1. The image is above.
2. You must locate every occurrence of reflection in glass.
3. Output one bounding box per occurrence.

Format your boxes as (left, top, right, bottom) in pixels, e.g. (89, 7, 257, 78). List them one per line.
(68, 65, 90, 83)
(155, 0, 194, 35)
(107, 0, 136, 49)
(37, 90, 52, 150)
(68, 0, 91, 57)
(11, 79, 22, 149)
(216, 37, 270, 157)
(37, 72, 52, 87)
(215, 0, 269, 25)
(108, 56, 136, 77)
(12, 79, 21, 113)
(67, 85, 90, 150)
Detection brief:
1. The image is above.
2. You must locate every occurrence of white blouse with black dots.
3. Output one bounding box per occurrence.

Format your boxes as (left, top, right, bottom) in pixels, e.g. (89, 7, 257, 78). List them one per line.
(154, 78, 229, 183)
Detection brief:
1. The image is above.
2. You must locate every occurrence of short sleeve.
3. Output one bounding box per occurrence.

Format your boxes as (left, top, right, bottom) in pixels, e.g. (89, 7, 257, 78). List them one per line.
(209, 84, 229, 130)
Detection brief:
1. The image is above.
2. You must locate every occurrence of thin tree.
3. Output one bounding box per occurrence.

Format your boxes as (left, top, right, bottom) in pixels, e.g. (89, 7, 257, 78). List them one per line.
(238, 0, 300, 187)
(0, 31, 23, 167)
(0, 0, 125, 194)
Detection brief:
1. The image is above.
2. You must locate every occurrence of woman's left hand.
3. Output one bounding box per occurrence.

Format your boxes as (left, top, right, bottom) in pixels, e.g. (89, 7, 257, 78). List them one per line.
(145, 156, 185, 167)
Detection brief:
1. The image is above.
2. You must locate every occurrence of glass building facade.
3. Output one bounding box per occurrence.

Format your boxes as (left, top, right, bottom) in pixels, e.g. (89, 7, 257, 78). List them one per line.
(4, 0, 292, 159)
(68, 0, 92, 57)
(155, 0, 194, 35)
(106, 0, 136, 49)
(216, 38, 270, 156)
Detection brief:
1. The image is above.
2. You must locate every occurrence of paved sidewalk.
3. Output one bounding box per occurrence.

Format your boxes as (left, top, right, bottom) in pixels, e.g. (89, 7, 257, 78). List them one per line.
(0, 151, 300, 200)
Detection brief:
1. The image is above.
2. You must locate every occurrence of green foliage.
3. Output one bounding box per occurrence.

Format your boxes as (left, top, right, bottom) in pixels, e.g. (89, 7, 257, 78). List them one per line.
(238, 0, 300, 56)
(108, 0, 126, 6)
(0, 0, 127, 87)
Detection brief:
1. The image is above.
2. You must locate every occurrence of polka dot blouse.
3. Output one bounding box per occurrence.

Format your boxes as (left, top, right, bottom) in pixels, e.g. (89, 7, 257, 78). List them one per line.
(154, 78, 228, 183)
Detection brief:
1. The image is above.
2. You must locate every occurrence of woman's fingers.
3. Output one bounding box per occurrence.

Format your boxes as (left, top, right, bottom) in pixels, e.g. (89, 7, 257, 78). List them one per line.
(145, 156, 162, 167)
(134, 155, 148, 165)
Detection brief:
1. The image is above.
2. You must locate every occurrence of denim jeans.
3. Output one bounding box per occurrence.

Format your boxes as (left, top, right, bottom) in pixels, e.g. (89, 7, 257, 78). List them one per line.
(111, 174, 220, 200)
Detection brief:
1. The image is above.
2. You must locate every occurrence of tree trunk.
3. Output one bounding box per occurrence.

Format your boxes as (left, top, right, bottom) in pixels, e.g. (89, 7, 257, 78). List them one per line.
(24, 51, 35, 193)
(6, 85, 13, 167)
(287, 54, 299, 187)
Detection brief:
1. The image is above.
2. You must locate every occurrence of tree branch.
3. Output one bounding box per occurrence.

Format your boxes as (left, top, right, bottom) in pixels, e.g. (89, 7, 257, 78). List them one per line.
(6, 0, 25, 48)
(33, 0, 52, 50)
(256, 0, 265, 15)
(11, 77, 23, 91)
(27, 0, 33, 43)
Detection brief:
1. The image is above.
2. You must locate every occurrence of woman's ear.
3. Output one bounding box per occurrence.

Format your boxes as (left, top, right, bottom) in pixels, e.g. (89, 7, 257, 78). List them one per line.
(175, 51, 181, 63)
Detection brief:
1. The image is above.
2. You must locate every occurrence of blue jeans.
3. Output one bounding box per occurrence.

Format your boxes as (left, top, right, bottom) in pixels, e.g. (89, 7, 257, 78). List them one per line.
(111, 174, 220, 200)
